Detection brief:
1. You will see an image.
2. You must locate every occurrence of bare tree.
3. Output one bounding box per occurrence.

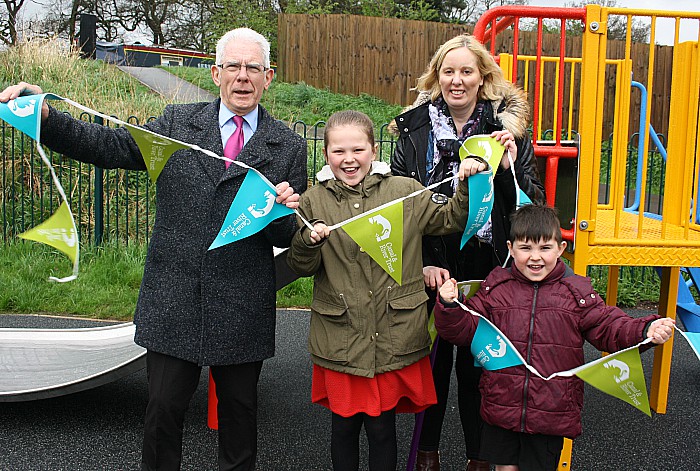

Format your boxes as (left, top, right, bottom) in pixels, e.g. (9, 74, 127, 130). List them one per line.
(121, 0, 177, 45)
(1, 0, 27, 45)
(165, 0, 216, 51)
(31, 0, 140, 44)
(34, 0, 83, 43)
(442, 0, 529, 25)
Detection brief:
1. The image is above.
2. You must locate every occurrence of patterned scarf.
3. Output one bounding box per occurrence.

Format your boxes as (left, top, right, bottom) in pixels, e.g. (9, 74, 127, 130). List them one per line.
(427, 98, 493, 244)
(427, 97, 485, 193)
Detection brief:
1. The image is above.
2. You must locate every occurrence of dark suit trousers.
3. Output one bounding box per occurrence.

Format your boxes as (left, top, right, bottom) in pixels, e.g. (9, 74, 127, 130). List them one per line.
(141, 350, 263, 471)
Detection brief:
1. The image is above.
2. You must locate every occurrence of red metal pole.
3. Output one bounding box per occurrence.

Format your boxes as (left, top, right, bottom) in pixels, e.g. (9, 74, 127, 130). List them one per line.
(556, 19, 567, 146)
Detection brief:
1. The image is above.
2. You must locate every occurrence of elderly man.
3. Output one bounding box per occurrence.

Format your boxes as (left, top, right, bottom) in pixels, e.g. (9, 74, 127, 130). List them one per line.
(1, 28, 308, 470)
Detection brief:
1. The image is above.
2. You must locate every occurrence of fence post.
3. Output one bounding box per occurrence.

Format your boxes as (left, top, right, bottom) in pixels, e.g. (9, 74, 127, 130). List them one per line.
(93, 115, 104, 247)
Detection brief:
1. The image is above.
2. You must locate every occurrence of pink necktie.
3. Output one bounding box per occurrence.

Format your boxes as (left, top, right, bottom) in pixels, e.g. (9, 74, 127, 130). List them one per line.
(224, 115, 244, 168)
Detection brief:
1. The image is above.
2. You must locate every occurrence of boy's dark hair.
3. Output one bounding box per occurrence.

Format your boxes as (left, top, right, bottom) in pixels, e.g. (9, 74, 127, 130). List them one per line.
(509, 203, 562, 244)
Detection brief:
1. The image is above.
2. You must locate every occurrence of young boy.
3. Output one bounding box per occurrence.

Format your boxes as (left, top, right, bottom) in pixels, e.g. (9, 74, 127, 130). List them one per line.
(434, 203, 675, 471)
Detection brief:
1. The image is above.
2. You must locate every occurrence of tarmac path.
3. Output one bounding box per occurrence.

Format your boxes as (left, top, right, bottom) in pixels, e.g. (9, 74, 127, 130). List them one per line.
(1, 309, 698, 470)
(117, 66, 217, 103)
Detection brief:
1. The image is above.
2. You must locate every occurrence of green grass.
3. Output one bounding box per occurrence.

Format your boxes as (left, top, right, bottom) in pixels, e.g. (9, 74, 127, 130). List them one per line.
(0, 241, 145, 321)
(0, 39, 169, 120)
(163, 66, 403, 127)
(588, 265, 661, 308)
(276, 276, 314, 309)
(0, 240, 314, 319)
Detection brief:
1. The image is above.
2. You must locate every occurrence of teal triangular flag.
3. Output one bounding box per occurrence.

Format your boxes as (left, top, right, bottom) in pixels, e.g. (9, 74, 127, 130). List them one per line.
(209, 169, 293, 250)
(682, 331, 700, 362)
(460, 170, 494, 249)
(518, 189, 532, 207)
(471, 317, 524, 370)
(0, 93, 60, 141)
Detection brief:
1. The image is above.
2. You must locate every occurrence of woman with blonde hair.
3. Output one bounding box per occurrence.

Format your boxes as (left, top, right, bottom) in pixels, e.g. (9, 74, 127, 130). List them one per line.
(391, 34, 545, 471)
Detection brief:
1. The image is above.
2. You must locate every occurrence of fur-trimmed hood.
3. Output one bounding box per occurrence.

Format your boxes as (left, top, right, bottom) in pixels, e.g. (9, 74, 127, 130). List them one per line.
(315, 160, 391, 182)
(388, 83, 530, 139)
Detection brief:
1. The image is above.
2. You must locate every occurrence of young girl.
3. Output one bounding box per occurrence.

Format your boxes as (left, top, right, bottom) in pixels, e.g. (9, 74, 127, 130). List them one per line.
(287, 110, 486, 471)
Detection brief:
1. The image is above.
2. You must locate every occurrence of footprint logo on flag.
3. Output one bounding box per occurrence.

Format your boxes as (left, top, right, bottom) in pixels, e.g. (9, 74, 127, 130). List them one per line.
(485, 335, 507, 358)
(8, 98, 36, 118)
(368, 214, 392, 242)
(247, 190, 276, 218)
(604, 359, 630, 383)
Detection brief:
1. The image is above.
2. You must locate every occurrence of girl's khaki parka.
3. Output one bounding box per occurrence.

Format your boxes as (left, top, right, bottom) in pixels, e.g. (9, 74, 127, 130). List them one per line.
(287, 162, 470, 378)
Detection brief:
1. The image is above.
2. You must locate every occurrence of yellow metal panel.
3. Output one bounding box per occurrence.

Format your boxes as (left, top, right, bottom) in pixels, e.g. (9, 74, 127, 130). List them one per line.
(585, 246, 700, 267)
(572, 4, 604, 277)
(592, 210, 700, 246)
(663, 41, 693, 227)
(498, 53, 513, 82)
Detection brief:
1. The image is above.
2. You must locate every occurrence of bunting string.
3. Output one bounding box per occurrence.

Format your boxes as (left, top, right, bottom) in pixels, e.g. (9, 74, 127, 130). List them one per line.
(0, 94, 517, 284)
(453, 298, 655, 381)
(326, 174, 466, 231)
(445, 299, 700, 417)
(31, 144, 80, 282)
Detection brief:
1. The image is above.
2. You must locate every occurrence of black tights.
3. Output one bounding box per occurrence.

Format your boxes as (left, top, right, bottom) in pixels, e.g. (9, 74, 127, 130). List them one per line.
(331, 409, 397, 471)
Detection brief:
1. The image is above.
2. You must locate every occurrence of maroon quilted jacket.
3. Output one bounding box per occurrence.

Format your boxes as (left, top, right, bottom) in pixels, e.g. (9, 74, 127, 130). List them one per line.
(434, 260, 659, 438)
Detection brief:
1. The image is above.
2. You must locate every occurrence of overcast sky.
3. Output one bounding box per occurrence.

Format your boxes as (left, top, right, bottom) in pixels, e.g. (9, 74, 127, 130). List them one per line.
(526, 0, 700, 45)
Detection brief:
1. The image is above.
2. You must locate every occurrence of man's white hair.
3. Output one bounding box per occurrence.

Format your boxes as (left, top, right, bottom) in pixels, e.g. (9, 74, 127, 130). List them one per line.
(215, 28, 271, 68)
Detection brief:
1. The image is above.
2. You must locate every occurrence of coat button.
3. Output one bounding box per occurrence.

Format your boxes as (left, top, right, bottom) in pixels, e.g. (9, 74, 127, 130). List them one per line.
(399, 117, 404, 121)
(354, 203, 360, 209)
(404, 127, 408, 132)
(370, 335, 375, 341)
(360, 247, 365, 252)
(368, 290, 373, 297)
(579, 299, 585, 304)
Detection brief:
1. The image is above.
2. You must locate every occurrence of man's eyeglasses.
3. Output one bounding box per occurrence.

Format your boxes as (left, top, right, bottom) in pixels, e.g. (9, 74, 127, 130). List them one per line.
(217, 61, 267, 75)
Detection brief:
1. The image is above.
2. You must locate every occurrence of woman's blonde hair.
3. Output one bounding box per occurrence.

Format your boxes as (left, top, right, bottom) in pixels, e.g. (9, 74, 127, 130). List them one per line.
(324, 110, 376, 149)
(415, 34, 510, 103)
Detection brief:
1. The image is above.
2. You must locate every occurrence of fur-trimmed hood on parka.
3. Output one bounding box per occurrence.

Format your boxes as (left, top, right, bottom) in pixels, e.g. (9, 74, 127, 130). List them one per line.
(315, 160, 391, 183)
(388, 83, 531, 139)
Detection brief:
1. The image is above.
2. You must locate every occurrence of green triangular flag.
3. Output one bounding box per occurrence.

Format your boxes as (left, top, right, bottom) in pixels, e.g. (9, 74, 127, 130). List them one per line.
(574, 347, 651, 416)
(343, 201, 403, 284)
(428, 280, 483, 349)
(124, 124, 189, 182)
(428, 307, 438, 347)
(457, 279, 482, 299)
(459, 134, 505, 170)
(19, 201, 78, 265)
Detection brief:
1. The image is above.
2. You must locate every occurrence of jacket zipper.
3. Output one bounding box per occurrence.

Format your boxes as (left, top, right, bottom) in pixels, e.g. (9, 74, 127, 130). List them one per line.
(407, 134, 423, 184)
(520, 282, 538, 432)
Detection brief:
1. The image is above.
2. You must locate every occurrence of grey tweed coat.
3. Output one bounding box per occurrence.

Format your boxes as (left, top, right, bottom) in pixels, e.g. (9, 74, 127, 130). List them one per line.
(41, 99, 308, 365)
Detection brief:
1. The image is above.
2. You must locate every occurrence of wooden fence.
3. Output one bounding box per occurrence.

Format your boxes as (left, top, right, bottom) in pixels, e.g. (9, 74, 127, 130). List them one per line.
(277, 13, 675, 139)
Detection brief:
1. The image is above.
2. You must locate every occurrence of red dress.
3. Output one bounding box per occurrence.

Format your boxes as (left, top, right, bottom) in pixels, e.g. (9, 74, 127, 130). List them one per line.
(311, 356, 437, 417)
